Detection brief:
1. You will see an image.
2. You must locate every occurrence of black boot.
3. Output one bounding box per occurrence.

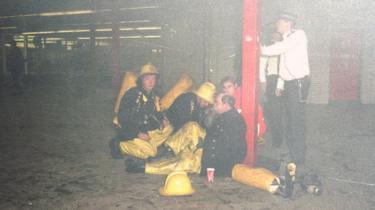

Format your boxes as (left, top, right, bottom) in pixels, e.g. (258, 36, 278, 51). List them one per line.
(277, 162, 294, 198)
(125, 157, 145, 173)
(300, 173, 323, 196)
(109, 138, 124, 159)
(148, 145, 175, 161)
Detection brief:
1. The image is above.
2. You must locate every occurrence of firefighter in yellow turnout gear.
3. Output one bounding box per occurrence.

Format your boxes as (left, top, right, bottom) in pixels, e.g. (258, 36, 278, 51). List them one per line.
(110, 64, 171, 162)
(144, 82, 215, 174)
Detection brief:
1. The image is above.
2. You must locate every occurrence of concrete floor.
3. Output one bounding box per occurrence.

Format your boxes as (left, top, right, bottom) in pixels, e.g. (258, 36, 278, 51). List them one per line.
(0, 81, 374, 210)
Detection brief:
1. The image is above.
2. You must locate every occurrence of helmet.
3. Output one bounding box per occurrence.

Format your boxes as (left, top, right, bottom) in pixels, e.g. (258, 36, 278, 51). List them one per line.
(194, 82, 216, 104)
(139, 63, 158, 77)
(159, 171, 195, 196)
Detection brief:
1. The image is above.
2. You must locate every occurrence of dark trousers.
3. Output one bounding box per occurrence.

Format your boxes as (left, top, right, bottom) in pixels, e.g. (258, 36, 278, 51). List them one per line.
(284, 79, 306, 165)
(264, 75, 284, 147)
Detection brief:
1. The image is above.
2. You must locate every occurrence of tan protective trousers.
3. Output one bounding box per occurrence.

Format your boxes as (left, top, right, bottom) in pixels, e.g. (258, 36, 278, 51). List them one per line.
(119, 125, 173, 160)
(145, 122, 206, 175)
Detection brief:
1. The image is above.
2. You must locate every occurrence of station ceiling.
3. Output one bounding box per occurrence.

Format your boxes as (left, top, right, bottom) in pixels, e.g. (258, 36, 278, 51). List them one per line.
(0, 0, 208, 40)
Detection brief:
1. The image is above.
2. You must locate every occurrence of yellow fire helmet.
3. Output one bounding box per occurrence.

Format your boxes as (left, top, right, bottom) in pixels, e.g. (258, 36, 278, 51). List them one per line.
(194, 82, 216, 104)
(159, 171, 195, 196)
(139, 63, 159, 77)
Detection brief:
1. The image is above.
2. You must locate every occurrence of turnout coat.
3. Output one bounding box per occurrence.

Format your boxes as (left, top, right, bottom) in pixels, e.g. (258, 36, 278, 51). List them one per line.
(118, 86, 162, 140)
(201, 109, 247, 177)
(166, 92, 205, 132)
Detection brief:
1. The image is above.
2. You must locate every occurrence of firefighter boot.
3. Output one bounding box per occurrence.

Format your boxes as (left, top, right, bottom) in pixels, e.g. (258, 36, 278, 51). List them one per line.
(300, 173, 323, 196)
(125, 156, 145, 173)
(277, 162, 294, 198)
(109, 137, 124, 159)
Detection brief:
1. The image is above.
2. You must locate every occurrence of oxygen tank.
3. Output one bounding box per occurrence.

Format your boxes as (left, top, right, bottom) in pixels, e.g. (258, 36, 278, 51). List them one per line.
(160, 74, 193, 111)
(113, 71, 137, 127)
(232, 164, 280, 194)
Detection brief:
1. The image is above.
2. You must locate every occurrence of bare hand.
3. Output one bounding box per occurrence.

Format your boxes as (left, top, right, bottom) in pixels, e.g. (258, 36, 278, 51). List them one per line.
(162, 118, 169, 128)
(275, 88, 283, 97)
(112, 115, 121, 128)
(138, 132, 150, 140)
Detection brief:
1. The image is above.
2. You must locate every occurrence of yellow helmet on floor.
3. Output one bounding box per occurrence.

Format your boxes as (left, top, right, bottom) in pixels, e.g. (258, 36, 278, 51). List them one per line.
(194, 82, 216, 104)
(139, 63, 158, 77)
(159, 171, 195, 196)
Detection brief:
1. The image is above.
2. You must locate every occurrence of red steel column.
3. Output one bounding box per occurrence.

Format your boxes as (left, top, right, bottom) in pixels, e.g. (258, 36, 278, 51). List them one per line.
(242, 0, 259, 166)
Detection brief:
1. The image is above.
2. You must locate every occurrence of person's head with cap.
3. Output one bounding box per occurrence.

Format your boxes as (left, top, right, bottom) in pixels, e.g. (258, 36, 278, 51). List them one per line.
(137, 63, 159, 93)
(214, 93, 235, 114)
(194, 82, 216, 108)
(276, 12, 297, 35)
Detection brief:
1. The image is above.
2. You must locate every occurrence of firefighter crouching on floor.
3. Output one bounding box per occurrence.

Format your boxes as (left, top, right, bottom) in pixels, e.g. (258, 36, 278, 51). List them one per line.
(144, 82, 216, 174)
(109, 64, 173, 165)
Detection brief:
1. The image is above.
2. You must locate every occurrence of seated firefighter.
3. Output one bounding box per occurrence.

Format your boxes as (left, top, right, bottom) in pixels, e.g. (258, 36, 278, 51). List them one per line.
(166, 82, 216, 132)
(128, 82, 216, 174)
(110, 64, 173, 161)
(200, 93, 247, 177)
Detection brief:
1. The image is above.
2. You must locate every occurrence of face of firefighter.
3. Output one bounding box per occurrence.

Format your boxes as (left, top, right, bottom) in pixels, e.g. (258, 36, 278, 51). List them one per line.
(214, 94, 230, 114)
(276, 19, 292, 35)
(222, 81, 237, 97)
(197, 96, 210, 108)
(142, 74, 157, 92)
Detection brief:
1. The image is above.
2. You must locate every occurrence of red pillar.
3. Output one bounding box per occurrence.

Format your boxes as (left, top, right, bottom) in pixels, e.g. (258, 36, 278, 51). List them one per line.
(242, 0, 259, 167)
(111, 4, 121, 96)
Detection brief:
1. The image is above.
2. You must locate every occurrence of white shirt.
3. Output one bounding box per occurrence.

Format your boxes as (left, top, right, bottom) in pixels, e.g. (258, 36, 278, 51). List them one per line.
(261, 29, 310, 89)
(259, 56, 279, 83)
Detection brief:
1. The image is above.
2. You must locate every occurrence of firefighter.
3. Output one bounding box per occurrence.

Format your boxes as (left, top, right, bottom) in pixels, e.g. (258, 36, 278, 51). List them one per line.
(200, 93, 247, 177)
(109, 64, 173, 165)
(166, 82, 215, 132)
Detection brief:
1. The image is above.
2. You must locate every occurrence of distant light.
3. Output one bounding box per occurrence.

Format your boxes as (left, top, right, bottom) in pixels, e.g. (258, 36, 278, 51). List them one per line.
(77, 37, 91, 40)
(23, 31, 56, 35)
(23, 26, 160, 35)
(95, 28, 112, 32)
(0, 6, 159, 20)
(77, 35, 161, 40)
(119, 6, 160, 11)
(0, 14, 38, 19)
(56, 29, 90, 33)
(46, 37, 63, 41)
(120, 20, 151, 23)
(136, 27, 161, 30)
(45, 40, 57, 44)
(144, 35, 161, 39)
(40, 10, 95, 17)
(62, 20, 151, 27)
(0, 26, 17, 30)
(119, 27, 134, 31)
(120, 36, 142, 39)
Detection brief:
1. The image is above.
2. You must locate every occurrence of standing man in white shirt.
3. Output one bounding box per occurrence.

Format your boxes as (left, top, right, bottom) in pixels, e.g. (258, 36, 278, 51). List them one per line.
(261, 13, 311, 177)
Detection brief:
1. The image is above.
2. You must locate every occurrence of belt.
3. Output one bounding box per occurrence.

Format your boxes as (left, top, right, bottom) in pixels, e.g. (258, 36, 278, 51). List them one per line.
(285, 75, 309, 83)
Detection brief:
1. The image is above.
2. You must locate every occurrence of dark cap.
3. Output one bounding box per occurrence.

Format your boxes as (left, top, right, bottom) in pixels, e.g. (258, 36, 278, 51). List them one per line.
(278, 12, 297, 23)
